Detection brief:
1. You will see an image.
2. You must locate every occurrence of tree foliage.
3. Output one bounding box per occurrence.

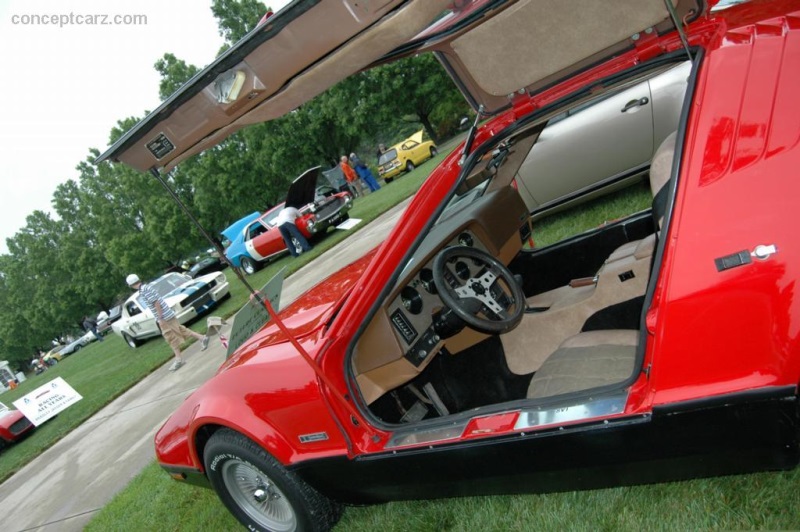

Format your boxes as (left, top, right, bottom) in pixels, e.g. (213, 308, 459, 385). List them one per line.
(0, 2, 470, 371)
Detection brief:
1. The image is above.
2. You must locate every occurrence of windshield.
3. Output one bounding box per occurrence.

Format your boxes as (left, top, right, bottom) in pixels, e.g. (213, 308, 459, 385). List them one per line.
(379, 149, 398, 166)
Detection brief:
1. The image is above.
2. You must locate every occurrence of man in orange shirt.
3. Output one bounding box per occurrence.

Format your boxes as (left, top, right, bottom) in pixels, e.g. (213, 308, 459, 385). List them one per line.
(340, 155, 363, 197)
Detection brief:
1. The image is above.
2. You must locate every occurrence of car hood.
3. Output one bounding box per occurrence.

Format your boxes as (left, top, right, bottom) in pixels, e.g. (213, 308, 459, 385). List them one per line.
(285, 166, 321, 209)
(96, 0, 709, 173)
(221, 250, 377, 371)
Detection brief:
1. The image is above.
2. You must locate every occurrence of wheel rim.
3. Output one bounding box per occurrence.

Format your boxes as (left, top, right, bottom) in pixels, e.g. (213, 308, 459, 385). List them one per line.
(242, 258, 255, 274)
(221, 459, 296, 531)
(124, 334, 136, 348)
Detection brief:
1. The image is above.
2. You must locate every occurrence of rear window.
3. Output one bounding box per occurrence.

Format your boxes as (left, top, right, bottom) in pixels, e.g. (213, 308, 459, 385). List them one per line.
(379, 149, 398, 166)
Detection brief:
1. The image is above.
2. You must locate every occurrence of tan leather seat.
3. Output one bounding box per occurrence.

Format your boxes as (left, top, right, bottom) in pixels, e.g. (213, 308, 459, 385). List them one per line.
(527, 330, 638, 398)
(524, 130, 677, 310)
(503, 133, 677, 377)
(523, 134, 678, 397)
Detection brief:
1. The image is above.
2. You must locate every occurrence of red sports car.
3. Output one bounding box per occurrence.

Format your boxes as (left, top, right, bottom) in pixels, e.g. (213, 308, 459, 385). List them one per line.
(98, 1, 800, 531)
(0, 402, 34, 451)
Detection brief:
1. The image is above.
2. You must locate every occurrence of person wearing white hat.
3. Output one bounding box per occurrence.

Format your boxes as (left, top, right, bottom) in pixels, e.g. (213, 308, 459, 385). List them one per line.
(126, 274, 208, 371)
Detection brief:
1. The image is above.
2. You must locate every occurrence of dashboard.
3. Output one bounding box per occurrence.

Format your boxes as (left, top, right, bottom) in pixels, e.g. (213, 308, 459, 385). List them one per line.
(387, 229, 490, 367)
(353, 186, 531, 405)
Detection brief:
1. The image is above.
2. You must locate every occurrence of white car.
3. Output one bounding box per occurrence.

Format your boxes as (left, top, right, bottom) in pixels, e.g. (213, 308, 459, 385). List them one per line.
(112, 271, 230, 348)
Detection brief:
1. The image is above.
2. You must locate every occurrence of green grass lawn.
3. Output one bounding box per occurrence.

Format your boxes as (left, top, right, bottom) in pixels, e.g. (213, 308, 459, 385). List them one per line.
(85, 459, 800, 531)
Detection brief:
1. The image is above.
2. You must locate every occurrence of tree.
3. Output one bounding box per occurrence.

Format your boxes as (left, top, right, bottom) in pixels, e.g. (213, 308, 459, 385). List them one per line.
(211, 0, 268, 45)
(365, 54, 471, 144)
(154, 53, 201, 101)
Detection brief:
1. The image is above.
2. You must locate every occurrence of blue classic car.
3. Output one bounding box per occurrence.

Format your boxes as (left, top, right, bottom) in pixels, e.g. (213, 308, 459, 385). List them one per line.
(221, 167, 352, 274)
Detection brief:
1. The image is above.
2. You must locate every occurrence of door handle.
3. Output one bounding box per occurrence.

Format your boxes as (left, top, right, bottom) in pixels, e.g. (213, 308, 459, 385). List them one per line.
(621, 97, 649, 113)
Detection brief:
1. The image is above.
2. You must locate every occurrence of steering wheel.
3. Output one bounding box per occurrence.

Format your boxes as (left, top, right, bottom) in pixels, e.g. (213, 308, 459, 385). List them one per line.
(432, 246, 525, 334)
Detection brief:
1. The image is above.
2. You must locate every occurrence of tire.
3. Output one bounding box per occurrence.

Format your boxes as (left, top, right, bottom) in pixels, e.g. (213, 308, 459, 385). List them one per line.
(72, 345, 81, 354)
(405, 160, 415, 172)
(384, 176, 393, 184)
(121, 332, 140, 349)
(204, 428, 342, 532)
(241, 256, 261, 275)
(430, 146, 438, 157)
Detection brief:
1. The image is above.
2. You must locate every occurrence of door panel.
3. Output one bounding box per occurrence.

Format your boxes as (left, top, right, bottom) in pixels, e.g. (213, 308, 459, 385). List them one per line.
(516, 83, 655, 208)
(247, 221, 286, 260)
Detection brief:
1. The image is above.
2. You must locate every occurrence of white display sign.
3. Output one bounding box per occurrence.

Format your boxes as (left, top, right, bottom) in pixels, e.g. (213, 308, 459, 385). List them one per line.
(335, 218, 361, 230)
(227, 268, 285, 358)
(13, 377, 82, 426)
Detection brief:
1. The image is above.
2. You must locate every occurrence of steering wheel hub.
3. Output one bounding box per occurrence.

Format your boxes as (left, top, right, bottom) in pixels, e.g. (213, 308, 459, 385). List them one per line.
(432, 245, 525, 334)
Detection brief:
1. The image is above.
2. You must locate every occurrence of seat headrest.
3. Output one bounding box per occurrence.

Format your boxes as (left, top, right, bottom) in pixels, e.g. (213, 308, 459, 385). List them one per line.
(650, 131, 677, 229)
(650, 131, 677, 198)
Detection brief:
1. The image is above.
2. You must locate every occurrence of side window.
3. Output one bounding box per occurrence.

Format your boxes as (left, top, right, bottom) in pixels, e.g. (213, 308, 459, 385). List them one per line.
(126, 301, 141, 317)
(247, 222, 268, 240)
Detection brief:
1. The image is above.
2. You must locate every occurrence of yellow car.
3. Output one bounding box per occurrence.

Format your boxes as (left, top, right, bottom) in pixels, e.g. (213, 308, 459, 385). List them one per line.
(378, 130, 437, 183)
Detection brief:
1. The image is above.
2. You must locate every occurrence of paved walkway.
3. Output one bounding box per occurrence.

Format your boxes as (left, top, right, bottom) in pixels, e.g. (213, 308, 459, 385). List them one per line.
(0, 198, 410, 532)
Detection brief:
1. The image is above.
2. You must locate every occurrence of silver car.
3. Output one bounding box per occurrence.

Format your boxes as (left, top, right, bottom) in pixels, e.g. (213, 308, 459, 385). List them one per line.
(515, 61, 690, 217)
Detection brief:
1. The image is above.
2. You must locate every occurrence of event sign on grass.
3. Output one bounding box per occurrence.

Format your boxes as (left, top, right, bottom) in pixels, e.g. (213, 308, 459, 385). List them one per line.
(13, 377, 82, 426)
(226, 268, 285, 358)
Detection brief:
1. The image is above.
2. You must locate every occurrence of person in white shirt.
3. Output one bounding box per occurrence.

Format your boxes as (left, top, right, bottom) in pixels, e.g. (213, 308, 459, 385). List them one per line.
(275, 206, 312, 257)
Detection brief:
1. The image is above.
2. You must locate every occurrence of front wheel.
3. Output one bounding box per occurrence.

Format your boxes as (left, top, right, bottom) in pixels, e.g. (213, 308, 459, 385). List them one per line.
(121, 332, 140, 349)
(204, 428, 342, 532)
(405, 160, 415, 172)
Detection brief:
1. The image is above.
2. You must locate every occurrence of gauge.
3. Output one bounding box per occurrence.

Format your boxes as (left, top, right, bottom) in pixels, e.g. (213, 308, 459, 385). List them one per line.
(400, 287, 423, 314)
(455, 260, 471, 280)
(458, 232, 474, 247)
(419, 268, 437, 294)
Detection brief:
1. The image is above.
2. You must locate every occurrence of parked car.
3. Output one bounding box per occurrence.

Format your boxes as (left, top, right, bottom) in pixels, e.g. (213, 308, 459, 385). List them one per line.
(96, 305, 122, 335)
(98, 1, 800, 530)
(45, 333, 92, 362)
(112, 271, 230, 348)
(378, 130, 438, 183)
(515, 60, 690, 217)
(222, 167, 352, 274)
(0, 402, 34, 451)
(172, 246, 230, 279)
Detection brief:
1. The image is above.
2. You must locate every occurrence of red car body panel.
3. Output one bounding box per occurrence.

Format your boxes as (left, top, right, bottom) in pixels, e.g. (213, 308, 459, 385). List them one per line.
(155, 252, 378, 468)
(150, 0, 800, 510)
(0, 408, 34, 445)
(246, 205, 314, 261)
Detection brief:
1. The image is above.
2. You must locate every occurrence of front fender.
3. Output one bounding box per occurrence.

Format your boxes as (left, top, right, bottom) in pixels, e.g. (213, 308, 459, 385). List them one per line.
(155, 338, 349, 473)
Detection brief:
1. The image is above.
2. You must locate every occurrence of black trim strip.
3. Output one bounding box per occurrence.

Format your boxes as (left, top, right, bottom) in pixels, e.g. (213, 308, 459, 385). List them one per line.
(291, 390, 799, 504)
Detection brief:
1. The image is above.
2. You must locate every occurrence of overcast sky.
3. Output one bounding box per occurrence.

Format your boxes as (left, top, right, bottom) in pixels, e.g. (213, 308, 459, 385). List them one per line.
(0, 0, 290, 254)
